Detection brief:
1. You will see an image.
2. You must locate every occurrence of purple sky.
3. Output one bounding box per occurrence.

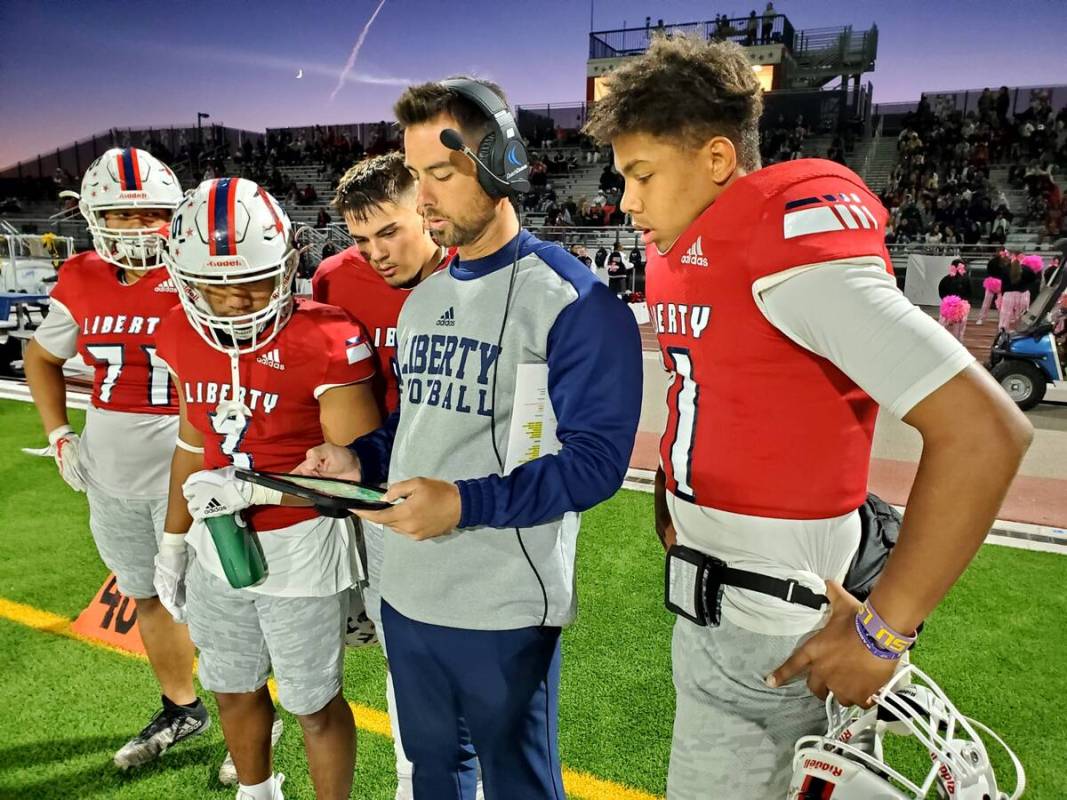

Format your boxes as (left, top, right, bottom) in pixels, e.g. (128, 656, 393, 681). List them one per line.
(1, 0, 1063, 169)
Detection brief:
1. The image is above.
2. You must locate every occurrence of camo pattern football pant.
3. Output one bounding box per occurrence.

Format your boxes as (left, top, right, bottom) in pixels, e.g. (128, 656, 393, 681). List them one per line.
(667, 615, 827, 800)
(185, 555, 349, 716)
(86, 486, 167, 599)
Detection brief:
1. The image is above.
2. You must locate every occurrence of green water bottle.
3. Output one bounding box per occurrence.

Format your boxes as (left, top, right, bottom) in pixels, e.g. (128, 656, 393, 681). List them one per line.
(205, 512, 268, 588)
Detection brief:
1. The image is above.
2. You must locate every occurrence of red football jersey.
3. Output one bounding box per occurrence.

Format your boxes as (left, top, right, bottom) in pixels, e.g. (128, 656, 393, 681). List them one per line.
(312, 246, 449, 417)
(48, 252, 180, 414)
(155, 299, 376, 531)
(645, 159, 891, 520)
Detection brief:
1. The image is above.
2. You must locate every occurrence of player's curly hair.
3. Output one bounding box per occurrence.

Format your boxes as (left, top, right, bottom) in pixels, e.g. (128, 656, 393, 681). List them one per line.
(331, 152, 414, 221)
(583, 36, 764, 171)
(393, 76, 509, 140)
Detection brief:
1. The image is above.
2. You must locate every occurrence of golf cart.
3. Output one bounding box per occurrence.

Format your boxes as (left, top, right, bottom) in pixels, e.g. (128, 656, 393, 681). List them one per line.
(987, 240, 1067, 410)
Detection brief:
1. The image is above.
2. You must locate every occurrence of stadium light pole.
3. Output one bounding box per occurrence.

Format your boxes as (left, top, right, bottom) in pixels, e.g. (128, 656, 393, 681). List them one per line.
(197, 112, 211, 145)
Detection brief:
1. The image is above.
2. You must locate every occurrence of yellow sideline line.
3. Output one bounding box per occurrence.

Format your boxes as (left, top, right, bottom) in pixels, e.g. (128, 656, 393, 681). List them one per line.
(0, 596, 661, 800)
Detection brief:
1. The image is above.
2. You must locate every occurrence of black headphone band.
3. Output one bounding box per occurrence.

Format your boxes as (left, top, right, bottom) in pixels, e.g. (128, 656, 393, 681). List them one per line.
(439, 78, 516, 137)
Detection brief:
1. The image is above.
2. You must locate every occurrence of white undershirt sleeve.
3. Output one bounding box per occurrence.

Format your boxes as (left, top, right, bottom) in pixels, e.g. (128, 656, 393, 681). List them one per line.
(755, 260, 975, 419)
(31, 299, 79, 361)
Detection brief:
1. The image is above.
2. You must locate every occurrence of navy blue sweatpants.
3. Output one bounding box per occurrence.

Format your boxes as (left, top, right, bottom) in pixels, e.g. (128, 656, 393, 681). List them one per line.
(380, 600, 565, 800)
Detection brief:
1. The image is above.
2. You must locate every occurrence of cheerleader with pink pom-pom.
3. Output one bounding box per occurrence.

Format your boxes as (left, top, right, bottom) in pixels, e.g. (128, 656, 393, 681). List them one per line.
(939, 295, 970, 341)
(976, 249, 1007, 325)
(937, 259, 972, 341)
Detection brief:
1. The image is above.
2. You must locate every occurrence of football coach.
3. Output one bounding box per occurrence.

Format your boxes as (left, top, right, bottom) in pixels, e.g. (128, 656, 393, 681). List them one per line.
(299, 76, 643, 800)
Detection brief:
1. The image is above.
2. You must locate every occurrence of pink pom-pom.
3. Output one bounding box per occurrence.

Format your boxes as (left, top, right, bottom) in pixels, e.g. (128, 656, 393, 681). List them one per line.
(983, 277, 1002, 294)
(1021, 254, 1045, 273)
(940, 295, 970, 323)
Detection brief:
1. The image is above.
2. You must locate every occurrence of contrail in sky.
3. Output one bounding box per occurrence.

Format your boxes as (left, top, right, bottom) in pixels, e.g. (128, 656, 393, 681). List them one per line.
(330, 0, 390, 102)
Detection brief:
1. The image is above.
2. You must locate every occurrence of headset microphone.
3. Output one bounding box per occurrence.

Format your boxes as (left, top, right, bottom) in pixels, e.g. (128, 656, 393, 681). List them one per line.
(439, 129, 513, 190)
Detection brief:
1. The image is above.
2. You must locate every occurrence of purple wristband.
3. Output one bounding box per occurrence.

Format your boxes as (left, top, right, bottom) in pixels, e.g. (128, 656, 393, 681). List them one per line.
(854, 602, 916, 660)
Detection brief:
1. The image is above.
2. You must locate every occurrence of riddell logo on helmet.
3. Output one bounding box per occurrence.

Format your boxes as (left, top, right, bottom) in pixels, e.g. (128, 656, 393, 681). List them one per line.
(803, 758, 843, 778)
(931, 755, 957, 793)
(208, 258, 243, 267)
(118, 191, 148, 200)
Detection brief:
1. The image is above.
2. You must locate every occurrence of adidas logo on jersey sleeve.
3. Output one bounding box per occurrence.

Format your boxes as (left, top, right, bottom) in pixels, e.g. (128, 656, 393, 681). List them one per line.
(436, 307, 456, 326)
(680, 236, 709, 267)
(155, 278, 178, 292)
(255, 348, 285, 370)
(783, 192, 879, 240)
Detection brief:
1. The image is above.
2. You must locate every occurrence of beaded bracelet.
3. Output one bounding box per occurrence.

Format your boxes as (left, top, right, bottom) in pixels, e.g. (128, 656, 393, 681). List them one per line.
(854, 601, 916, 660)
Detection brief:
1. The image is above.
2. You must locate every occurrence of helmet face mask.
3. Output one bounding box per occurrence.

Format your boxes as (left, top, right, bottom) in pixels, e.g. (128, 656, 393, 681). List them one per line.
(789, 664, 1024, 800)
(164, 178, 297, 356)
(78, 148, 181, 270)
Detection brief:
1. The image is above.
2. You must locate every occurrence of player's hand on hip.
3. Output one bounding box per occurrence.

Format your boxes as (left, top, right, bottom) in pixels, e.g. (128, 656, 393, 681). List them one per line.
(182, 466, 281, 520)
(765, 581, 897, 708)
(355, 477, 460, 541)
(153, 533, 189, 623)
(49, 425, 87, 492)
(293, 442, 362, 482)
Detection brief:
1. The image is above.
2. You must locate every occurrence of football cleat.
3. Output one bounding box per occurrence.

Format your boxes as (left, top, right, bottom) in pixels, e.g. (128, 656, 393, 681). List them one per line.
(218, 714, 284, 786)
(113, 699, 211, 769)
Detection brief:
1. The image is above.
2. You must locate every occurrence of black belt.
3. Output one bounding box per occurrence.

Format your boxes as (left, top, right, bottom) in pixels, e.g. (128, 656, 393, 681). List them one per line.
(715, 566, 829, 610)
(665, 544, 829, 627)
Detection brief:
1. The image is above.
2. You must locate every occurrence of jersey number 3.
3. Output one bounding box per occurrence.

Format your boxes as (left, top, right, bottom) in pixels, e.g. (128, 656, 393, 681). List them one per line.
(209, 410, 253, 469)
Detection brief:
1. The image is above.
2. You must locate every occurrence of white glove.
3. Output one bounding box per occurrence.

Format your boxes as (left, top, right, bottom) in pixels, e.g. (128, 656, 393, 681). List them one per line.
(182, 465, 283, 521)
(153, 533, 189, 623)
(49, 425, 87, 492)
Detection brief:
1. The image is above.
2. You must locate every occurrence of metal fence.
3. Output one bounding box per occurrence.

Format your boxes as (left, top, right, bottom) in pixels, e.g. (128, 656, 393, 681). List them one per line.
(589, 14, 795, 59)
(0, 124, 263, 181)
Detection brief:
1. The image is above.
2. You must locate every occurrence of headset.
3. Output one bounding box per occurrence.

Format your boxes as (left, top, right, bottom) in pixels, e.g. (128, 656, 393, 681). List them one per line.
(438, 78, 532, 199)
(438, 79, 549, 628)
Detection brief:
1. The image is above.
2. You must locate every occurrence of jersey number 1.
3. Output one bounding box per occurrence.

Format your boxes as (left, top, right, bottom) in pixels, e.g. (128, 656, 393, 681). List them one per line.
(665, 347, 698, 499)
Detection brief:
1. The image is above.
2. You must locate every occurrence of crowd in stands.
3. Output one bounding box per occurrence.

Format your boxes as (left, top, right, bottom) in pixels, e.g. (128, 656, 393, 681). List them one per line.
(5, 85, 1065, 262)
(880, 89, 1067, 248)
(228, 124, 398, 207)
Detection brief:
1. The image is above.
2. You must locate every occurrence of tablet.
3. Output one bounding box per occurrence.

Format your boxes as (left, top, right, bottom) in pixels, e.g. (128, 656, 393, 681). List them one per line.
(235, 469, 392, 515)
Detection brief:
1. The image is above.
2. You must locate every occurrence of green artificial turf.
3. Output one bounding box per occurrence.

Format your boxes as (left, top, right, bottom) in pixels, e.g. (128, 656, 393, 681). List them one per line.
(0, 398, 1062, 798)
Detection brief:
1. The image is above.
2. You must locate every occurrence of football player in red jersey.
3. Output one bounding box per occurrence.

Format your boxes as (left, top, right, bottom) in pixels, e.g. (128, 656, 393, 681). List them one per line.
(314, 152, 450, 419)
(313, 151, 466, 800)
(585, 37, 1032, 798)
(22, 147, 218, 769)
(153, 178, 380, 800)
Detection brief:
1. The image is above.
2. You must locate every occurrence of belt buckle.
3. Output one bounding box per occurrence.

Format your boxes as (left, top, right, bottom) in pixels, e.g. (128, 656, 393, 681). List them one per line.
(783, 578, 798, 604)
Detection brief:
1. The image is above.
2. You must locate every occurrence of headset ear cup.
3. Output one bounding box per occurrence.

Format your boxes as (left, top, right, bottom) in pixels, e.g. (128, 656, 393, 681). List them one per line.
(477, 132, 505, 199)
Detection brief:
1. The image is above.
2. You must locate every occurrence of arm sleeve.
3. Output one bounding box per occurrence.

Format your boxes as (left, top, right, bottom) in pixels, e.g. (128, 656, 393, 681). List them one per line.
(756, 261, 975, 419)
(349, 409, 400, 485)
(31, 298, 79, 360)
(455, 284, 643, 529)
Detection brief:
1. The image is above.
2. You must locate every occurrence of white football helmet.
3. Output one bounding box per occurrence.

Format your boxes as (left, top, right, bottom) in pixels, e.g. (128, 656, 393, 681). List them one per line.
(78, 147, 182, 269)
(164, 178, 298, 355)
(789, 664, 1024, 800)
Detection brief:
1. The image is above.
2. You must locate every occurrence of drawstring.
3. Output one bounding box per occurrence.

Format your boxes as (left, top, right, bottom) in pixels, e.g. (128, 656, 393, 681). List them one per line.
(215, 349, 250, 423)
